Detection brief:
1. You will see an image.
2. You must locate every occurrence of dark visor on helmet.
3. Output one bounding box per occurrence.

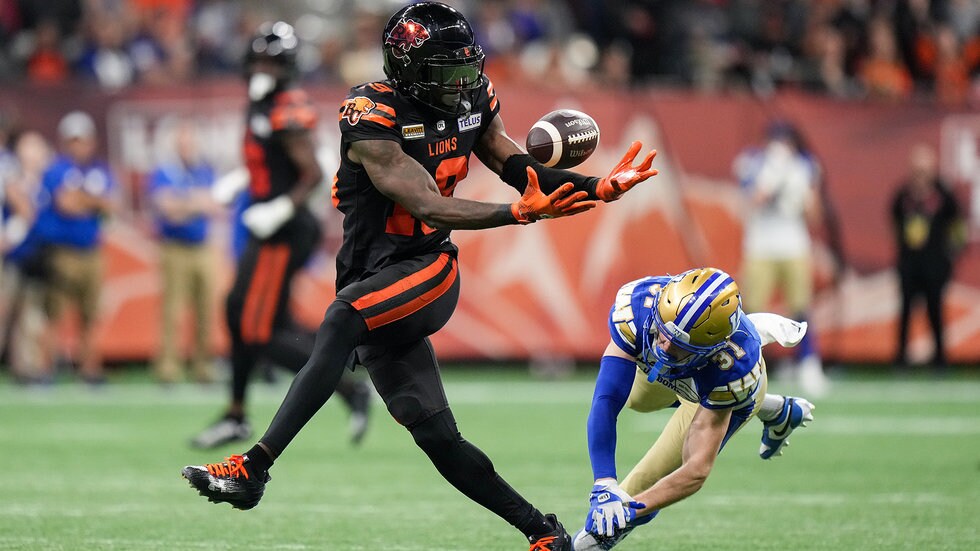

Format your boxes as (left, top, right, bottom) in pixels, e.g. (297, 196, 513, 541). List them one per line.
(423, 50, 485, 91)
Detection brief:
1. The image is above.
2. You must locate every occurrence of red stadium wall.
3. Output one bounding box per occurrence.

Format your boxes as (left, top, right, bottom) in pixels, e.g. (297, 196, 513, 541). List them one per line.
(3, 81, 979, 364)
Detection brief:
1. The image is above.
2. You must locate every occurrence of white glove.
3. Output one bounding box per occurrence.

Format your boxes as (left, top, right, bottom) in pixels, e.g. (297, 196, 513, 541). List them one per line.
(586, 479, 644, 537)
(241, 195, 295, 239)
(212, 167, 250, 206)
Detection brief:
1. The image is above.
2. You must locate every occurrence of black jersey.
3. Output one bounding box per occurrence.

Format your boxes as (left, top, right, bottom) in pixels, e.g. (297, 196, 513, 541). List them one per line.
(243, 87, 318, 203)
(242, 86, 319, 241)
(332, 78, 500, 289)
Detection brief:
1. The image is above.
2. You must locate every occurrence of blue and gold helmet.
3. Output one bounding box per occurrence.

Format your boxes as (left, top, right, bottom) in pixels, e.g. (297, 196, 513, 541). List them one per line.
(641, 268, 741, 375)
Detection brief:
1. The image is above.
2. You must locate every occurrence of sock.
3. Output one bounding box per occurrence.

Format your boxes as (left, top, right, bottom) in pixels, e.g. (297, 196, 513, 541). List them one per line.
(244, 443, 274, 474)
(518, 511, 554, 540)
(757, 394, 786, 422)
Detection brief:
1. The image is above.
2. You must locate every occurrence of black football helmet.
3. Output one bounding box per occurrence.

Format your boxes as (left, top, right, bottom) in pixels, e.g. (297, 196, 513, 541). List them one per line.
(382, 2, 485, 115)
(244, 21, 299, 81)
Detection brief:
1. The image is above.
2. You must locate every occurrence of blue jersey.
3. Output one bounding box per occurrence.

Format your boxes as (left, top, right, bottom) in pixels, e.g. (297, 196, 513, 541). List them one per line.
(148, 162, 214, 244)
(586, 276, 766, 479)
(35, 156, 115, 249)
(607, 276, 764, 415)
(4, 219, 42, 266)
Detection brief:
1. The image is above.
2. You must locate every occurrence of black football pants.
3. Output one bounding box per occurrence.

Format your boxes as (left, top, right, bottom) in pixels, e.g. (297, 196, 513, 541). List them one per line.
(259, 251, 549, 538)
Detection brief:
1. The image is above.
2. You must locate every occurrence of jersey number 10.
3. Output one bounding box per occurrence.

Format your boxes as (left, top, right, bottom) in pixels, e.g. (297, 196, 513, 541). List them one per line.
(386, 156, 469, 236)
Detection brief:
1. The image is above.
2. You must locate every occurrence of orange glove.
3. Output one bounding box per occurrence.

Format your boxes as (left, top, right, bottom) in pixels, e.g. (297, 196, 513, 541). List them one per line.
(511, 166, 597, 223)
(595, 141, 658, 202)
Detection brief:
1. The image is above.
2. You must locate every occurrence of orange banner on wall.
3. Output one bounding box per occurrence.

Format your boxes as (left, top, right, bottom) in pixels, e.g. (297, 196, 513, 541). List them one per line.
(3, 81, 977, 364)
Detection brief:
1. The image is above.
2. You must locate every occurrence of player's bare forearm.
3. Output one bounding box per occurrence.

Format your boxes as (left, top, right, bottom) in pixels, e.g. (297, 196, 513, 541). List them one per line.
(350, 139, 518, 230)
(473, 114, 524, 174)
(420, 195, 518, 229)
(632, 406, 728, 514)
(282, 129, 323, 206)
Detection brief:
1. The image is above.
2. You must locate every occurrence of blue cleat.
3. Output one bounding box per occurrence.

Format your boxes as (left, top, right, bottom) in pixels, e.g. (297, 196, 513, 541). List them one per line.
(760, 396, 814, 459)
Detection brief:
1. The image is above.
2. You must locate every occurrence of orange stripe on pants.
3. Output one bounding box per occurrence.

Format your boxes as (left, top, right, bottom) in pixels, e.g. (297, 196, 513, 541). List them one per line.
(241, 244, 289, 344)
(361, 260, 458, 331)
(351, 253, 451, 311)
(252, 245, 290, 343)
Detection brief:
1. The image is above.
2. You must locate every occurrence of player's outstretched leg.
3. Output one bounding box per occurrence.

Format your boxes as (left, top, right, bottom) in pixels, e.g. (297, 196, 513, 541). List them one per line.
(529, 514, 572, 551)
(180, 453, 270, 510)
(181, 301, 368, 509)
(759, 396, 814, 459)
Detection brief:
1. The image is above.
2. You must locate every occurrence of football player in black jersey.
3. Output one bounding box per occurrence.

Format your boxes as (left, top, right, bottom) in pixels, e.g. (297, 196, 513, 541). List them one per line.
(190, 22, 372, 450)
(182, 4, 657, 549)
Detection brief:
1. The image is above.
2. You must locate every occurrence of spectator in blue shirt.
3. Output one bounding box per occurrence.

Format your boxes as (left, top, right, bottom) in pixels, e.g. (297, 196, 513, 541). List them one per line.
(37, 110, 116, 384)
(1, 129, 55, 383)
(148, 121, 219, 384)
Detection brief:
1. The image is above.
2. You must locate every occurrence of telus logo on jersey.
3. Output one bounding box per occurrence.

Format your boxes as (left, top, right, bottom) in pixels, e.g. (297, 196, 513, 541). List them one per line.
(457, 113, 481, 132)
(341, 96, 377, 125)
(385, 18, 430, 59)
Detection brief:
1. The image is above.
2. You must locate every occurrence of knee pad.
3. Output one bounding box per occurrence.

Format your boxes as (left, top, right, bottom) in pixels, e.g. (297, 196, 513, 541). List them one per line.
(321, 301, 365, 336)
(388, 394, 428, 428)
(407, 410, 460, 452)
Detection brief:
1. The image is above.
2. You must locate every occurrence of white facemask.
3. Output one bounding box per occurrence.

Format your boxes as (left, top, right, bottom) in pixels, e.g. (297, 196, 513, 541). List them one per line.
(248, 72, 277, 101)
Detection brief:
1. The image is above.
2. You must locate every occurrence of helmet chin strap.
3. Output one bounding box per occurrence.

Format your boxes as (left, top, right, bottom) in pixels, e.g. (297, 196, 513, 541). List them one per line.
(408, 88, 473, 117)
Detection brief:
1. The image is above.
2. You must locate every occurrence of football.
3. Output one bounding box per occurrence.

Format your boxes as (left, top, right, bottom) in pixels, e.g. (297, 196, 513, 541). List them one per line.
(525, 109, 600, 169)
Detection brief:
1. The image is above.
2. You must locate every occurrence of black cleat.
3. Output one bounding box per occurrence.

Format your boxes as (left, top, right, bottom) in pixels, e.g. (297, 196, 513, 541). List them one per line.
(181, 454, 269, 510)
(529, 513, 572, 551)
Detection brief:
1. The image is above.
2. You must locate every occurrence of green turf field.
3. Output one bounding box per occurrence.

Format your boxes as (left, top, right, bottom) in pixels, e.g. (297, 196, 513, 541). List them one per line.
(2, 369, 978, 550)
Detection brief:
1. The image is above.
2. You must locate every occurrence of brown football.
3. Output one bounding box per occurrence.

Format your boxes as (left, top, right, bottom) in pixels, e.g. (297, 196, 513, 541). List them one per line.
(525, 109, 601, 169)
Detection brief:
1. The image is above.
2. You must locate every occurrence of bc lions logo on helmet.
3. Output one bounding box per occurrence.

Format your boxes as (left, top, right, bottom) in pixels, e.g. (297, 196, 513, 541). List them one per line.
(341, 96, 377, 125)
(385, 18, 431, 59)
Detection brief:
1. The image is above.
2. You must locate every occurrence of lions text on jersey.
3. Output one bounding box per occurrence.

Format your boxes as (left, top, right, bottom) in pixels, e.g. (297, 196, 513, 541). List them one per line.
(333, 78, 499, 289)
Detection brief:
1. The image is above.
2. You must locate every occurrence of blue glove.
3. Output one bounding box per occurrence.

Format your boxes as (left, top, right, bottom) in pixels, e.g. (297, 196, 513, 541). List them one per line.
(585, 480, 646, 537)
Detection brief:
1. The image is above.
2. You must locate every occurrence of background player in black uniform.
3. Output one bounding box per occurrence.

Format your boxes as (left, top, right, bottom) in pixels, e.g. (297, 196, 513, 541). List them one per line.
(190, 22, 372, 449)
(182, 4, 657, 550)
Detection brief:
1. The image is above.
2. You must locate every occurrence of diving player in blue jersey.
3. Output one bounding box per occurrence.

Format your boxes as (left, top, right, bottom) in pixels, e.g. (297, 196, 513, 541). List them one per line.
(572, 267, 815, 550)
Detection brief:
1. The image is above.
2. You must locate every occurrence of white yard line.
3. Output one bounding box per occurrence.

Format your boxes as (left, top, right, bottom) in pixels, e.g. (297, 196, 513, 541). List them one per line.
(3, 379, 980, 406)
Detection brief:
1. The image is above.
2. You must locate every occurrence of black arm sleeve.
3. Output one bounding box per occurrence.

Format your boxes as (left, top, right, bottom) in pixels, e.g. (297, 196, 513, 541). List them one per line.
(501, 154, 600, 200)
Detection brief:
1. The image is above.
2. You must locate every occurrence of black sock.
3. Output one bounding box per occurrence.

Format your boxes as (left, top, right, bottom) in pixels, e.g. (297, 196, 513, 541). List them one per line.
(245, 444, 273, 474)
(516, 509, 553, 540)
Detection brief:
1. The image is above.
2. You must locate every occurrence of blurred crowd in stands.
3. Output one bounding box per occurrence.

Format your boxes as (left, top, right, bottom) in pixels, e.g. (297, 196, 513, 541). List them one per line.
(0, 0, 977, 106)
